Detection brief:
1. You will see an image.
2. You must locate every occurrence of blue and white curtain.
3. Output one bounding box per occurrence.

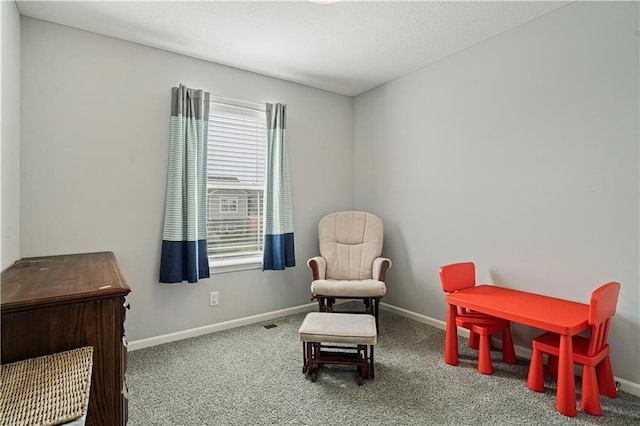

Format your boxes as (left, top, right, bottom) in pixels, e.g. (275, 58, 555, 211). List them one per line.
(159, 84, 210, 283)
(263, 103, 296, 270)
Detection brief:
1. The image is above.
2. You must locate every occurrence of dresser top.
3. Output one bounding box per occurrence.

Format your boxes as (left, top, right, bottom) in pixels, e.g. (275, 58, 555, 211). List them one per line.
(1, 252, 131, 312)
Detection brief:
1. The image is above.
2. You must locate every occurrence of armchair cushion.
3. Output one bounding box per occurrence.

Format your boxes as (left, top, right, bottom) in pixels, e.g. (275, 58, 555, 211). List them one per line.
(318, 211, 383, 280)
(311, 279, 386, 298)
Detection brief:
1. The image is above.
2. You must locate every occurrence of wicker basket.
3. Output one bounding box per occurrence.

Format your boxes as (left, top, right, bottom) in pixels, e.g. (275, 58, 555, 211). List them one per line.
(1, 346, 93, 426)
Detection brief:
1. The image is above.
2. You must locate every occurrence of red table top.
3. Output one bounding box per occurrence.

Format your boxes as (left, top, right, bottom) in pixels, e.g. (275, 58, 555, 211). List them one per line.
(446, 285, 590, 335)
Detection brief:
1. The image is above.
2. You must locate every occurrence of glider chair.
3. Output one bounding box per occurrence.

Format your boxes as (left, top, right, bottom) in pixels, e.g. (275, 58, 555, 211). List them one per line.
(439, 262, 516, 375)
(527, 281, 620, 416)
(307, 211, 391, 333)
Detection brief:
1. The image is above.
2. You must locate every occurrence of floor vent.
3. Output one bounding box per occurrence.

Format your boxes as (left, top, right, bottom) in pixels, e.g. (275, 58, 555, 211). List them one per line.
(262, 319, 290, 329)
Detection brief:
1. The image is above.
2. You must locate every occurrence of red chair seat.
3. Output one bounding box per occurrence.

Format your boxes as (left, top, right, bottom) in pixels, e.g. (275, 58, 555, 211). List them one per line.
(533, 332, 610, 367)
(456, 314, 510, 330)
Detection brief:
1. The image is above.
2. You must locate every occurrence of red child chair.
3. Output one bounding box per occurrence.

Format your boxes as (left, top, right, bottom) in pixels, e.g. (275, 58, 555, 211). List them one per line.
(527, 281, 620, 416)
(439, 262, 517, 375)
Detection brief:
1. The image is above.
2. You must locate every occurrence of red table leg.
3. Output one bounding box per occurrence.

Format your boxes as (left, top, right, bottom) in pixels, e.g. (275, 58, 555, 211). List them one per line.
(556, 334, 577, 417)
(445, 304, 459, 365)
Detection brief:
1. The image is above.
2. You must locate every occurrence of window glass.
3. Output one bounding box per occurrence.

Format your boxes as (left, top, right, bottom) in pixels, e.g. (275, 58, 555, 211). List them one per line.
(207, 101, 266, 267)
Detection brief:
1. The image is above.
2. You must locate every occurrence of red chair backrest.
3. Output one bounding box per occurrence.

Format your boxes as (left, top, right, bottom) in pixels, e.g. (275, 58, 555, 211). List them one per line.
(589, 281, 621, 325)
(439, 262, 476, 293)
(587, 281, 620, 356)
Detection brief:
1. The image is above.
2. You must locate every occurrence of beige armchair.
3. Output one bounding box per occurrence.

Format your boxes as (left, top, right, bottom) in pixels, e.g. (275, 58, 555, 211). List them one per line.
(307, 211, 392, 332)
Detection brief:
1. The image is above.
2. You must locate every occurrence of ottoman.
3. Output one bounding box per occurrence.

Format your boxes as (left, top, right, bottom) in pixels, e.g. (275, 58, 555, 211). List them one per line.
(299, 312, 377, 385)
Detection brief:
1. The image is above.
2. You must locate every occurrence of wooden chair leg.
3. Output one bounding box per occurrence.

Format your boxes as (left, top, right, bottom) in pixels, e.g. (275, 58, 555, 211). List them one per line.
(326, 298, 334, 313)
(318, 297, 326, 312)
(302, 342, 308, 373)
(370, 345, 375, 379)
(363, 298, 372, 314)
(580, 365, 602, 415)
(362, 345, 369, 379)
(374, 298, 380, 334)
(527, 347, 545, 392)
(478, 333, 493, 375)
(310, 342, 319, 382)
(356, 345, 364, 385)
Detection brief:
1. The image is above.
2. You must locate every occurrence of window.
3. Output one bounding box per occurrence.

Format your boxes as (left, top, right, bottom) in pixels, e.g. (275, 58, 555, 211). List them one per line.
(207, 100, 266, 272)
(219, 197, 238, 213)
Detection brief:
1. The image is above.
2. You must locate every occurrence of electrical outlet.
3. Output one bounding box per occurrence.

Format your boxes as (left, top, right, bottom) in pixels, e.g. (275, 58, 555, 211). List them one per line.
(209, 291, 219, 307)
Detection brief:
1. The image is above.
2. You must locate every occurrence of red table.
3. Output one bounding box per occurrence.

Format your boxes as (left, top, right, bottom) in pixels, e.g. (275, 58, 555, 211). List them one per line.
(445, 285, 590, 417)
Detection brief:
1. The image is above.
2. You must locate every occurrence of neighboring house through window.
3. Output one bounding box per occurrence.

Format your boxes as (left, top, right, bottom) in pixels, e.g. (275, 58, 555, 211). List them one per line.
(219, 196, 238, 213)
(207, 100, 266, 272)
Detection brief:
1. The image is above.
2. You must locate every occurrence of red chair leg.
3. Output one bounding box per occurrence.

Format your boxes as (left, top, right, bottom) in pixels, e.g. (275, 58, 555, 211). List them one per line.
(527, 347, 545, 392)
(478, 333, 493, 375)
(469, 332, 480, 349)
(547, 354, 559, 378)
(596, 356, 617, 398)
(501, 328, 516, 364)
(580, 365, 602, 416)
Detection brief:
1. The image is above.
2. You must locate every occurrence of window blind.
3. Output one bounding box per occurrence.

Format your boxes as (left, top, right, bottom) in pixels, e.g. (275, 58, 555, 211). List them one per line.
(207, 102, 266, 260)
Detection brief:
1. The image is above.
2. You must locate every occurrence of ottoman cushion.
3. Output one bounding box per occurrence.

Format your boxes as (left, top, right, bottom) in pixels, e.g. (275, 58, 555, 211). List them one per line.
(299, 312, 377, 345)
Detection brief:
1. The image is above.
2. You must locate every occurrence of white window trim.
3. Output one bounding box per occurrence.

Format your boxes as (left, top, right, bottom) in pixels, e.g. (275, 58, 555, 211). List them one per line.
(210, 95, 264, 112)
(209, 255, 262, 274)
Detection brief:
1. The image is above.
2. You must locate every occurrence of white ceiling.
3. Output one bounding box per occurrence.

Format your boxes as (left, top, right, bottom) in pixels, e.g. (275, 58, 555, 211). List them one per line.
(16, 0, 571, 96)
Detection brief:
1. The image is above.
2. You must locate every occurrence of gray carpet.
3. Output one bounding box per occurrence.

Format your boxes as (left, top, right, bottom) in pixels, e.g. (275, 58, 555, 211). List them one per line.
(127, 304, 640, 425)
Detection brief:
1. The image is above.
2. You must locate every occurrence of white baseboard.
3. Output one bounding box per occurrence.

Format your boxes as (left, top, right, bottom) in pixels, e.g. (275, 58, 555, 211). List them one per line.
(380, 302, 640, 398)
(379, 302, 470, 339)
(129, 299, 363, 351)
(128, 302, 317, 351)
(615, 377, 640, 397)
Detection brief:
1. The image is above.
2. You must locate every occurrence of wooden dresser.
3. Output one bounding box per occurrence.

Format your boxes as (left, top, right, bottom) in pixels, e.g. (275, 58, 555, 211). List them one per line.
(1, 252, 131, 425)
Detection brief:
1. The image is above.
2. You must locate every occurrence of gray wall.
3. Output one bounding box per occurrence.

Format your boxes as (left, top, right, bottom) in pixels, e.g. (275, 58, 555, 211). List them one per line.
(20, 17, 353, 341)
(354, 1, 639, 384)
(1, 0, 21, 270)
(14, 2, 640, 386)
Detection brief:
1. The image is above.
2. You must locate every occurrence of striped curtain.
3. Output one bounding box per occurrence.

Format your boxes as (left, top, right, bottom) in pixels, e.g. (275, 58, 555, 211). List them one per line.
(263, 103, 296, 270)
(159, 85, 210, 283)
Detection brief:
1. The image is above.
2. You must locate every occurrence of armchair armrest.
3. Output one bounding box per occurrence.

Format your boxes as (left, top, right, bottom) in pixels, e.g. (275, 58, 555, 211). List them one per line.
(373, 257, 392, 282)
(307, 256, 326, 281)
